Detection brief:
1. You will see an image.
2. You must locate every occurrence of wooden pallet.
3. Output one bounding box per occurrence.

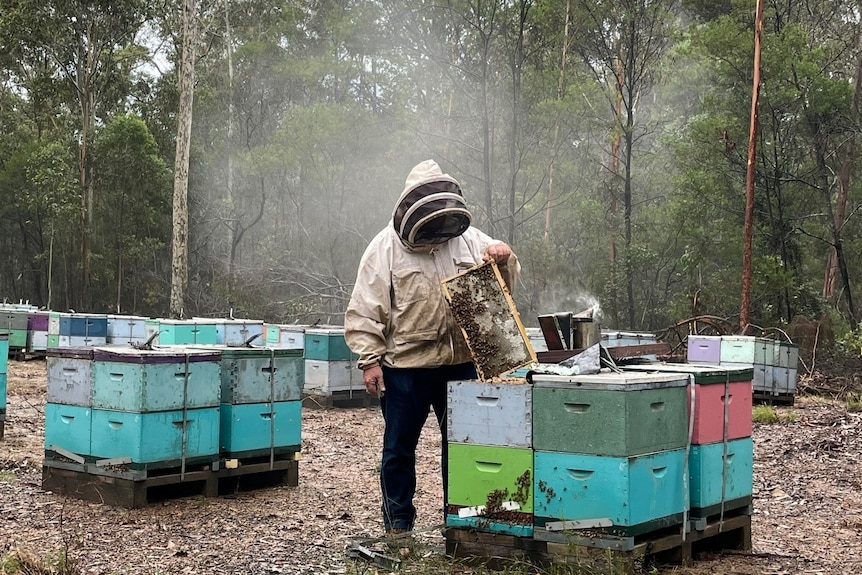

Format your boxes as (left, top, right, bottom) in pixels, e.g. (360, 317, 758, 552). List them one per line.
(218, 451, 299, 495)
(445, 513, 751, 572)
(42, 458, 219, 508)
(753, 392, 795, 406)
(42, 452, 300, 508)
(302, 390, 379, 409)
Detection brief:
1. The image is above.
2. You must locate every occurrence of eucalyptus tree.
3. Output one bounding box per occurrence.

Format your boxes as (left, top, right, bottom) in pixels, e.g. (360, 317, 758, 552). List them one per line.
(567, 0, 678, 330)
(674, 0, 861, 329)
(0, 0, 152, 309)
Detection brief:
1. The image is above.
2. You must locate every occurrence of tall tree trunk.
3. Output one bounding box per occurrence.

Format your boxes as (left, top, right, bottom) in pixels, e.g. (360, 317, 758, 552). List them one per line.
(170, 0, 197, 319)
(545, 0, 570, 243)
(824, 0, 862, 301)
(225, 0, 236, 295)
(741, 0, 764, 334)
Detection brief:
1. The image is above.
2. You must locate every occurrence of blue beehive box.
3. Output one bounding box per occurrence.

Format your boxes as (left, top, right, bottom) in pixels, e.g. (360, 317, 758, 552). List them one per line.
(46, 347, 94, 406)
(91, 347, 221, 412)
(0, 372, 6, 411)
(304, 327, 356, 361)
(219, 347, 304, 404)
(264, 324, 306, 349)
(533, 448, 687, 538)
(219, 401, 301, 454)
(59, 314, 108, 338)
(90, 406, 220, 463)
(689, 437, 754, 513)
(157, 319, 219, 345)
(44, 403, 92, 456)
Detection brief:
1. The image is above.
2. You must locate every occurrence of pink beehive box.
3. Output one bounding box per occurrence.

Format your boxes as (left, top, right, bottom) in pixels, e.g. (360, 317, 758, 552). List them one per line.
(619, 363, 753, 444)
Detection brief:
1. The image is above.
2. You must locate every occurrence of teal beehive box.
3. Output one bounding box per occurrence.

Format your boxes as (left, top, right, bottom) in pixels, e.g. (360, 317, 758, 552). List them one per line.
(89, 406, 220, 463)
(44, 403, 92, 456)
(689, 437, 754, 513)
(531, 372, 689, 456)
(447, 443, 533, 535)
(0, 372, 6, 411)
(157, 319, 219, 345)
(719, 336, 772, 365)
(219, 347, 304, 404)
(91, 347, 221, 412)
(304, 327, 356, 361)
(533, 448, 687, 538)
(219, 400, 301, 454)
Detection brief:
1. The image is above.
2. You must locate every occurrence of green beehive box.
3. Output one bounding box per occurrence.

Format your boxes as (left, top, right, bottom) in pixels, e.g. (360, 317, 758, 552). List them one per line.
(0, 329, 27, 350)
(532, 372, 689, 456)
(219, 347, 304, 404)
(447, 443, 533, 513)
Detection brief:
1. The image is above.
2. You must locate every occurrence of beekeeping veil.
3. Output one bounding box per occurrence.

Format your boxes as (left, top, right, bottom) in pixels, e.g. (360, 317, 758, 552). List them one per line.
(392, 160, 472, 246)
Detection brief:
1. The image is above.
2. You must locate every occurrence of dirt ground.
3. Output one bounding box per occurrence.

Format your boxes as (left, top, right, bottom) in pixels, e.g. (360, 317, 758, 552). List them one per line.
(1, 359, 861, 575)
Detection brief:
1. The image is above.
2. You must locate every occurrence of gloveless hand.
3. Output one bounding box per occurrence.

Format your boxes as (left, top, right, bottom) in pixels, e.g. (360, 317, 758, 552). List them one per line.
(483, 242, 513, 264)
(363, 365, 385, 397)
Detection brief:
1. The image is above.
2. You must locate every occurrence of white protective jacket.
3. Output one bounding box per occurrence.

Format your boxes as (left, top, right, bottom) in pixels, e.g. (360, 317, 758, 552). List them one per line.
(344, 161, 519, 370)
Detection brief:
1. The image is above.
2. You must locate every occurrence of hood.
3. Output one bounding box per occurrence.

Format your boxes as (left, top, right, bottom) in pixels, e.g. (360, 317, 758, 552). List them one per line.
(392, 160, 472, 246)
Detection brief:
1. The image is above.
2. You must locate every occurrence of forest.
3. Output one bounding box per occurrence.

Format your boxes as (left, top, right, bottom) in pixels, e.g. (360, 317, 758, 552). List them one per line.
(0, 0, 859, 343)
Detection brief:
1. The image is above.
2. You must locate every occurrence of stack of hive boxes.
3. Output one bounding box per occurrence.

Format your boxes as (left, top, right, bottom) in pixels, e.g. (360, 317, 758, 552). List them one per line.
(620, 363, 754, 525)
(1, 305, 31, 356)
(217, 346, 303, 458)
(27, 311, 50, 354)
(48, 312, 108, 348)
(44, 347, 221, 466)
(446, 380, 534, 536)
(687, 335, 798, 399)
(445, 371, 696, 540)
(303, 327, 362, 396)
(0, 333, 7, 437)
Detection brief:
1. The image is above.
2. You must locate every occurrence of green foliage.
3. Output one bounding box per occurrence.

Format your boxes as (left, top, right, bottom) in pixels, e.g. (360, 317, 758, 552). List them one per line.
(752, 404, 797, 424)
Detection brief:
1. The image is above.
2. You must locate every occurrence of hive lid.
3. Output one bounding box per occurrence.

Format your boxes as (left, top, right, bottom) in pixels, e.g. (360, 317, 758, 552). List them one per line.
(46, 346, 94, 359)
(91, 346, 221, 364)
(531, 370, 689, 390)
(618, 362, 754, 384)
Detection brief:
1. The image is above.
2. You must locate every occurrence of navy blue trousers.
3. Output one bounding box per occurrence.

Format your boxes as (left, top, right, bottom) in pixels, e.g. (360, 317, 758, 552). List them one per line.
(379, 362, 477, 531)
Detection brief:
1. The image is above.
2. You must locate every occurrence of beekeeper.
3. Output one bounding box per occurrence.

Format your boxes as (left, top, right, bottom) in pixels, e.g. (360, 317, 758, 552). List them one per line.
(344, 159, 519, 535)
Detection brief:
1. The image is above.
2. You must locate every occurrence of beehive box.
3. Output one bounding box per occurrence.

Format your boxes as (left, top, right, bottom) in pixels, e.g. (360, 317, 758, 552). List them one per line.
(219, 400, 301, 454)
(46, 347, 95, 406)
(619, 363, 753, 444)
(207, 318, 264, 346)
(304, 328, 355, 361)
(59, 314, 108, 338)
(531, 372, 689, 456)
(774, 341, 799, 368)
(89, 406, 220, 463)
(90, 347, 221, 412)
(533, 447, 687, 537)
(219, 347, 304, 404)
(264, 324, 306, 350)
(689, 437, 753, 512)
(106, 315, 149, 346)
(447, 442, 533, 536)
(44, 403, 92, 456)
(447, 380, 531, 448)
(719, 336, 773, 365)
(304, 359, 363, 393)
(156, 319, 219, 345)
(686, 335, 722, 364)
(442, 261, 535, 380)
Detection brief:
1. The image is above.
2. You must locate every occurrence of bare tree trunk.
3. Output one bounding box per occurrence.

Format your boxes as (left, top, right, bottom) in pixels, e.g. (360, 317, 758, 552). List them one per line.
(741, 0, 764, 334)
(824, 0, 862, 301)
(170, 0, 197, 319)
(225, 0, 236, 294)
(545, 0, 570, 242)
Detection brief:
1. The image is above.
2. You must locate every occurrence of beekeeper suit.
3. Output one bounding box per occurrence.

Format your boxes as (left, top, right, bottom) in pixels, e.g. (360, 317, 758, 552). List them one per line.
(345, 159, 519, 534)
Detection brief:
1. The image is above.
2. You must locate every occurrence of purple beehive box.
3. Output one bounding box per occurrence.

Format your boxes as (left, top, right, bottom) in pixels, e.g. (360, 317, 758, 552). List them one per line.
(687, 335, 721, 364)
